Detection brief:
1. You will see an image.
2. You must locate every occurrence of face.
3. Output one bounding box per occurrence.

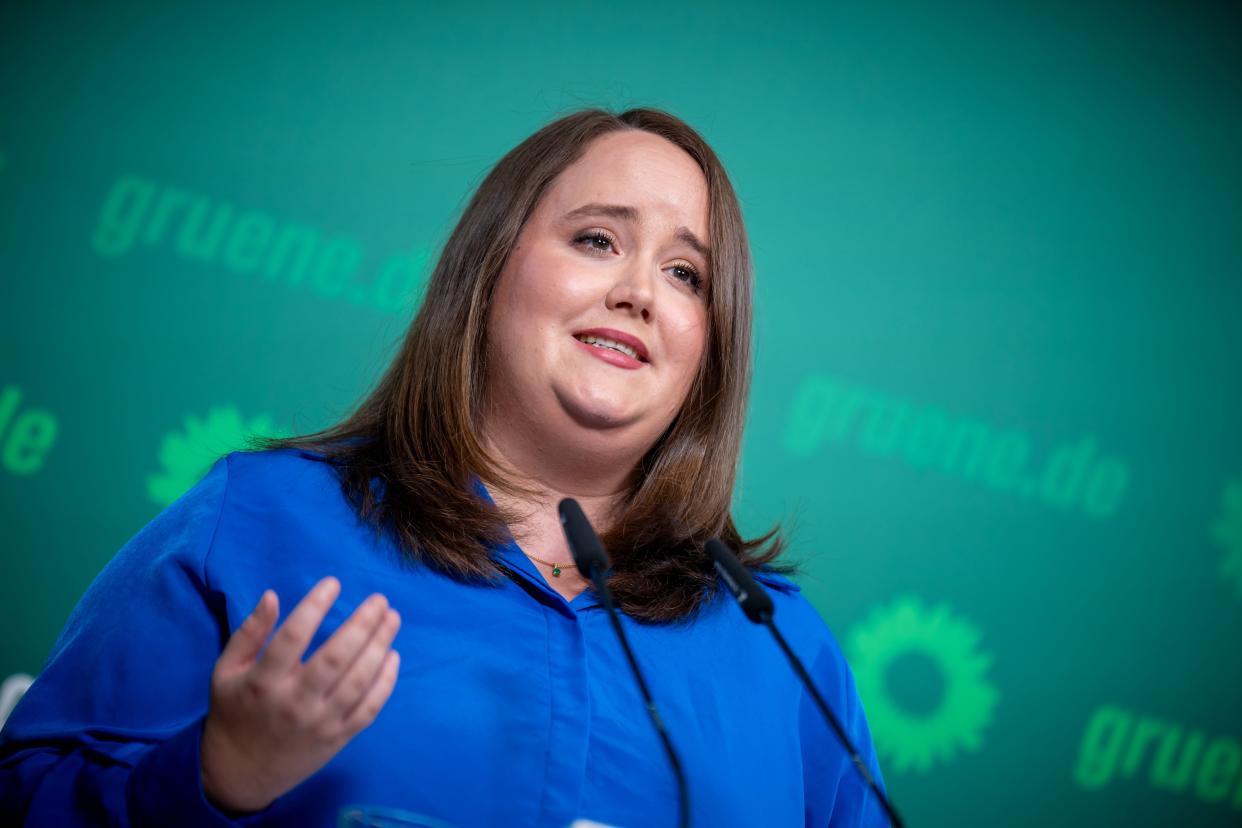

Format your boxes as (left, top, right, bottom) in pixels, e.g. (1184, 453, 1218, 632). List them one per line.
(484, 130, 710, 456)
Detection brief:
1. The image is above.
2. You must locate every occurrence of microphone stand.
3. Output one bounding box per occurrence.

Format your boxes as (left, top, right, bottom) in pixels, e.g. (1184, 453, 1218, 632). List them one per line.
(707, 538, 904, 828)
(558, 498, 690, 828)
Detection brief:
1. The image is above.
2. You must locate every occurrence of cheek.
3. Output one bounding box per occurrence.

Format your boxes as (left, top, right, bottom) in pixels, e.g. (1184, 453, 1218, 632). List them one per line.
(514, 245, 597, 308)
(501, 258, 600, 364)
(665, 309, 709, 388)
(490, 249, 594, 369)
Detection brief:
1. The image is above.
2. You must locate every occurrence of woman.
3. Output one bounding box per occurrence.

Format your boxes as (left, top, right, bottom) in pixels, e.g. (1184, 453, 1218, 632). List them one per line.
(0, 108, 888, 826)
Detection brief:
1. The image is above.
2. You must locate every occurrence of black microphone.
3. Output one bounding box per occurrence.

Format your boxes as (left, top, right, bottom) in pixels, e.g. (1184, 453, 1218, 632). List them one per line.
(705, 538, 905, 828)
(558, 497, 610, 581)
(557, 498, 690, 828)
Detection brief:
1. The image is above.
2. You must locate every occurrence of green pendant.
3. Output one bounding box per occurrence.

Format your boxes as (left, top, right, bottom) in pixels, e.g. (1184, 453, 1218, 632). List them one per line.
(551, 565, 562, 577)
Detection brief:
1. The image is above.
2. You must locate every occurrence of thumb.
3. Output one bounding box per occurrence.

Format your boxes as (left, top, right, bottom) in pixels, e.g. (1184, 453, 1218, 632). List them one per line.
(219, 590, 279, 668)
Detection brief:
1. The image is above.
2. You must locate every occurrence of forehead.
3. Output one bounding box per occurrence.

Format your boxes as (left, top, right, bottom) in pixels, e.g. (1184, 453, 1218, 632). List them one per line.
(541, 131, 709, 238)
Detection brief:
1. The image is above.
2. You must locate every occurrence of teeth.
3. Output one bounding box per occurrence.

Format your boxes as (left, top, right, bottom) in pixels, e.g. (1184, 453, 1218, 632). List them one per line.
(576, 334, 640, 360)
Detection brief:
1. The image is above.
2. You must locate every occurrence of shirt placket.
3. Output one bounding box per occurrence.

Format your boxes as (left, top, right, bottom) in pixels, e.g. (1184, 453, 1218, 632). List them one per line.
(491, 540, 594, 827)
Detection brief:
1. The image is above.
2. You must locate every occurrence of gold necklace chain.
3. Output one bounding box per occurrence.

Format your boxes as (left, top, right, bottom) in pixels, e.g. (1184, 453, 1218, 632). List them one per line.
(524, 552, 578, 578)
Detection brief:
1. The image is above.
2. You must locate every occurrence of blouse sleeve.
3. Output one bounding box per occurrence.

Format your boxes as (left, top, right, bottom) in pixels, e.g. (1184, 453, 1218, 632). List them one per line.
(800, 623, 891, 827)
(0, 454, 269, 827)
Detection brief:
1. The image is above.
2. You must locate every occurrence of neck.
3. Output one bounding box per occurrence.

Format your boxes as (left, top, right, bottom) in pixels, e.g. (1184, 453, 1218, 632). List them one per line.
(480, 387, 645, 492)
(483, 435, 628, 532)
(479, 414, 639, 562)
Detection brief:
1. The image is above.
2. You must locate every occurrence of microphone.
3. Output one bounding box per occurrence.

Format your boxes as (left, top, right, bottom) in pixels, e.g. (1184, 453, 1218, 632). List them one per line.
(705, 538, 904, 828)
(557, 497, 610, 581)
(557, 498, 690, 828)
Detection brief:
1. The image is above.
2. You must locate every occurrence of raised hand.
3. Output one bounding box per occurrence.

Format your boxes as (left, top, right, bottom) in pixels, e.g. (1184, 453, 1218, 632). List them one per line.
(199, 577, 401, 813)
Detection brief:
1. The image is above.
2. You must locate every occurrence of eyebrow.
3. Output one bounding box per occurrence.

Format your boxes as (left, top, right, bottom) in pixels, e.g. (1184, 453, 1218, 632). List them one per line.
(561, 203, 710, 261)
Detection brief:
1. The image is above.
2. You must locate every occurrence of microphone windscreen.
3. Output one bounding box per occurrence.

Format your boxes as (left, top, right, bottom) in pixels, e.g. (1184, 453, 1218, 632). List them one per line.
(706, 538, 775, 623)
(557, 498, 610, 577)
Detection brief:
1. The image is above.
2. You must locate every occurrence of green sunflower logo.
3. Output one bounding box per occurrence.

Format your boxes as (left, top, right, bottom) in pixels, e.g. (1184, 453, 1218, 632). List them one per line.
(146, 405, 284, 507)
(1211, 475, 1242, 599)
(846, 596, 999, 774)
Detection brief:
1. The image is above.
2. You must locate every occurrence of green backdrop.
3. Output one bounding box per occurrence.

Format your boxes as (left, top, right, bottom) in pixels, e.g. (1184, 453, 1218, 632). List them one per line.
(2, 1, 1240, 825)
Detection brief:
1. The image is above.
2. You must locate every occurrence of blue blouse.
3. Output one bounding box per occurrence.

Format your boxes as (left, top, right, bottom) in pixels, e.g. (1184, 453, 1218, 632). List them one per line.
(0, 448, 888, 827)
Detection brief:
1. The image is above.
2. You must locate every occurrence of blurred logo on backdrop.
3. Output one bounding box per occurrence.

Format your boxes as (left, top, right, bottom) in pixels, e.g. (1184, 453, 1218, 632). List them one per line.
(0, 384, 58, 478)
(91, 174, 431, 316)
(1211, 474, 1242, 600)
(146, 404, 286, 506)
(1074, 704, 1242, 810)
(785, 374, 1130, 521)
(847, 596, 998, 774)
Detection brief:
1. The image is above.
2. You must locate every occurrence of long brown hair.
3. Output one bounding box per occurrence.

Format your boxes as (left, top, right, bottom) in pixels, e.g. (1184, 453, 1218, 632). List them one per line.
(250, 106, 795, 623)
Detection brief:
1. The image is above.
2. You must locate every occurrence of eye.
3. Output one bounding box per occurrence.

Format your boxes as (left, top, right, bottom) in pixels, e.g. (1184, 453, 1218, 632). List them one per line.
(573, 230, 616, 254)
(572, 230, 705, 294)
(669, 260, 704, 292)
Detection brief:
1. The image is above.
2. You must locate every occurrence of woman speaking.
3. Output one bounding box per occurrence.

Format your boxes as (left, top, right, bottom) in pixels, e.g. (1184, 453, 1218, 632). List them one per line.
(0, 107, 888, 826)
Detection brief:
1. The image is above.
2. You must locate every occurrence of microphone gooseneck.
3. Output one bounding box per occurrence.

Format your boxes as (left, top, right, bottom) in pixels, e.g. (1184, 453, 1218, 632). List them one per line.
(705, 538, 905, 828)
(557, 498, 690, 828)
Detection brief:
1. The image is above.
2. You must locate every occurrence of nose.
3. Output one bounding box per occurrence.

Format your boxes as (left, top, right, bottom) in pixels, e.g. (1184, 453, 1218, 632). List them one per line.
(604, 258, 655, 323)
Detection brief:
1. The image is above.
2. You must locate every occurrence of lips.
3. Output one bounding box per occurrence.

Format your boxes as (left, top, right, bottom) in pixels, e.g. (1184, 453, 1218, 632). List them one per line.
(571, 328, 650, 363)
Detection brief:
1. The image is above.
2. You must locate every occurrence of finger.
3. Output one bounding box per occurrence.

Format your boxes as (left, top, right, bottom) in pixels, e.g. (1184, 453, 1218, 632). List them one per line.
(342, 649, 400, 735)
(219, 590, 279, 668)
(326, 608, 401, 715)
(254, 576, 340, 680)
(298, 593, 389, 697)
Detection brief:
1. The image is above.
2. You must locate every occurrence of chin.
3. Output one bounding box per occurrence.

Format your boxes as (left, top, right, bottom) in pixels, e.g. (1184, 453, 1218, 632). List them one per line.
(554, 387, 641, 431)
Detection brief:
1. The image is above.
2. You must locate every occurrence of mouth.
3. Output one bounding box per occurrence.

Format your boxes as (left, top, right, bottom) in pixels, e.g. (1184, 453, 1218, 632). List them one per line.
(571, 328, 650, 363)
